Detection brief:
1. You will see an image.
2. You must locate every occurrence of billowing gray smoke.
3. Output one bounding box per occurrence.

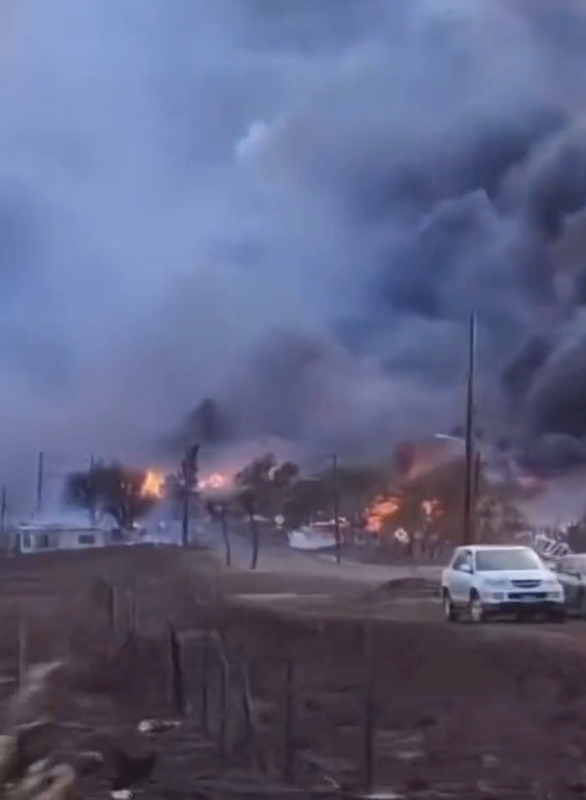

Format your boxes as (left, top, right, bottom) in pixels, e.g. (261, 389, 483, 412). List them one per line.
(4, 0, 586, 506)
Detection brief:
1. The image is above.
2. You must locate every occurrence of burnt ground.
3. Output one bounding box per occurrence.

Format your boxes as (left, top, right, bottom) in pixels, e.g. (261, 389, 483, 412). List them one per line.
(1, 547, 586, 799)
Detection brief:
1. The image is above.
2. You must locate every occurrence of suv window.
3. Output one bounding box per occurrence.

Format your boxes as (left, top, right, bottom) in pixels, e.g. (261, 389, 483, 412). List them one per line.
(452, 550, 472, 571)
(475, 547, 541, 572)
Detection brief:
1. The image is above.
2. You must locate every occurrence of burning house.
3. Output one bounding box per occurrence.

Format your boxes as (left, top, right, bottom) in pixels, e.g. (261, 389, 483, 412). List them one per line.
(359, 434, 537, 544)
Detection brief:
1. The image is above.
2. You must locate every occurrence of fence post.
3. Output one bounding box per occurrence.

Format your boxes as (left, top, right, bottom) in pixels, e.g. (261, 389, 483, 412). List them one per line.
(128, 589, 137, 633)
(106, 584, 115, 631)
(363, 621, 375, 793)
(241, 657, 256, 741)
(201, 633, 209, 736)
(17, 618, 27, 687)
(133, 595, 140, 633)
(169, 625, 185, 717)
(284, 658, 295, 784)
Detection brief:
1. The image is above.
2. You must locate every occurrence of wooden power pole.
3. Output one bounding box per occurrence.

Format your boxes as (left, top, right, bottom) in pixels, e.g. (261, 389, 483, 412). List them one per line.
(463, 313, 477, 545)
(0, 486, 6, 532)
(36, 452, 44, 515)
(331, 454, 341, 565)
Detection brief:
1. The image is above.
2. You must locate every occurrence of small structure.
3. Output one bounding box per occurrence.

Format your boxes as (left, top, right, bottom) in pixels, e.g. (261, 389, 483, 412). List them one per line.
(288, 525, 337, 551)
(15, 523, 109, 554)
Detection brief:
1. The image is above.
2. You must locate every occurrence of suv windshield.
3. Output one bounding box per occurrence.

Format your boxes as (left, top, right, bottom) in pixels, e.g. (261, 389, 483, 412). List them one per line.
(475, 548, 542, 572)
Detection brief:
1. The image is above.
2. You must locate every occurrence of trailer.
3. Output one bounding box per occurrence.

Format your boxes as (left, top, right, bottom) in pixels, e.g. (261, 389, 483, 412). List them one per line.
(15, 523, 109, 554)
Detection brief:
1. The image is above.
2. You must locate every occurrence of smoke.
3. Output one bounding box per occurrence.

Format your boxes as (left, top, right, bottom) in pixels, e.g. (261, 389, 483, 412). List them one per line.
(5, 0, 586, 508)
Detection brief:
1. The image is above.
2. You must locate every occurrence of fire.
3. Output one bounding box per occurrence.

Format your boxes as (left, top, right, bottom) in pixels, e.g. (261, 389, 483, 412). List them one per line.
(199, 472, 231, 491)
(364, 494, 442, 533)
(141, 470, 165, 499)
(364, 495, 401, 533)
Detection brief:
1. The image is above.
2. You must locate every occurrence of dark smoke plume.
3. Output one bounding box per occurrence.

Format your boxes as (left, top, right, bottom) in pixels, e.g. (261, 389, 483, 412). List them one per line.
(6, 0, 586, 508)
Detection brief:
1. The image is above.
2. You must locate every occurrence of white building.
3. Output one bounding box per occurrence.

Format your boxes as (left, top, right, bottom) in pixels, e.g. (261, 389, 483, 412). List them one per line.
(15, 523, 109, 554)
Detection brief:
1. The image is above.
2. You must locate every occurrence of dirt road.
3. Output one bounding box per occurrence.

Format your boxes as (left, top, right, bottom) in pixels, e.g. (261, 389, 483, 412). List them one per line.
(195, 522, 443, 588)
(197, 531, 586, 648)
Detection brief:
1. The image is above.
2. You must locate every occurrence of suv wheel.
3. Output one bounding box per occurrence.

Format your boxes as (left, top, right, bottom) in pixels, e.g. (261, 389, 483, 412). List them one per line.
(469, 591, 485, 623)
(443, 589, 458, 622)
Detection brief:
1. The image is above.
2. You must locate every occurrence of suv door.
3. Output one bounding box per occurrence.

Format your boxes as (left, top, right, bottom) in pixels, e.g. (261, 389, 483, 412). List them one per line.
(451, 550, 474, 604)
(444, 550, 463, 596)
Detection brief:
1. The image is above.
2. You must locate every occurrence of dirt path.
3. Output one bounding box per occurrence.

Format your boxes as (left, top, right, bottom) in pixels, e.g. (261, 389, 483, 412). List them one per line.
(194, 525, 443, 591)
(191, 535, 586, 656)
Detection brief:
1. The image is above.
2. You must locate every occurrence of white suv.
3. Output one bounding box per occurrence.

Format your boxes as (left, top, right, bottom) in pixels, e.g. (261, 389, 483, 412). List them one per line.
(441, 544, 565, 623)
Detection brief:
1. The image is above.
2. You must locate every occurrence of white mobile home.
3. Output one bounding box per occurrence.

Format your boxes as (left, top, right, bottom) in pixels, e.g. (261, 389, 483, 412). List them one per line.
(16, 524, 108, 554)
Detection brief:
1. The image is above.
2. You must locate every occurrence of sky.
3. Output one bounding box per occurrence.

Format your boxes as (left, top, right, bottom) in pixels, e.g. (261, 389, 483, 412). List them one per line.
(2, 0, 586, 509)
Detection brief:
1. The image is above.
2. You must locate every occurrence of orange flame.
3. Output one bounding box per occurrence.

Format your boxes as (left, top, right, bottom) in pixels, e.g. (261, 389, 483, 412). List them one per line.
(364, 495, 401, 533)
(364, 495, 443, 533)
(141, 470, 165, 499)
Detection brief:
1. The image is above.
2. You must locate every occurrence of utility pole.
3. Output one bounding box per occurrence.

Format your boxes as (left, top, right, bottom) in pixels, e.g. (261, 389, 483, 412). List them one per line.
(473, 450, 482, 541)
(331, 454, 341, 565)
(88, 455, 97, 526)
(463, 312, 477, 546)
(1, 486, 6, 532)
(36, 452, 44, 515)
(473, 450, 481, 503)
(180, 444, 199, 548)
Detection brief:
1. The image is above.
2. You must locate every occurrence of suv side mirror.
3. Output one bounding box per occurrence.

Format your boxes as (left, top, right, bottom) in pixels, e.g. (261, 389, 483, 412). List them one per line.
(460, 563, 473, 574)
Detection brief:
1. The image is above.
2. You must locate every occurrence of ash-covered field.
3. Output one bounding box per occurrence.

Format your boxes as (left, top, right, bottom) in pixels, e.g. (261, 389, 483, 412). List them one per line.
(0, 546, 586, 800)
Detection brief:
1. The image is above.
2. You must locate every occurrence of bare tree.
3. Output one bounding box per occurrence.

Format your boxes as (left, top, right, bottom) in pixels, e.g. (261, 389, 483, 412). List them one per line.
(238, 489, 259, 570)
(179, 444, 200, 547)
(64, 462, 158, 529)
(206, 499, 232, 566)
(233, 453, 300, 566)
(64, 461, 101, 524)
